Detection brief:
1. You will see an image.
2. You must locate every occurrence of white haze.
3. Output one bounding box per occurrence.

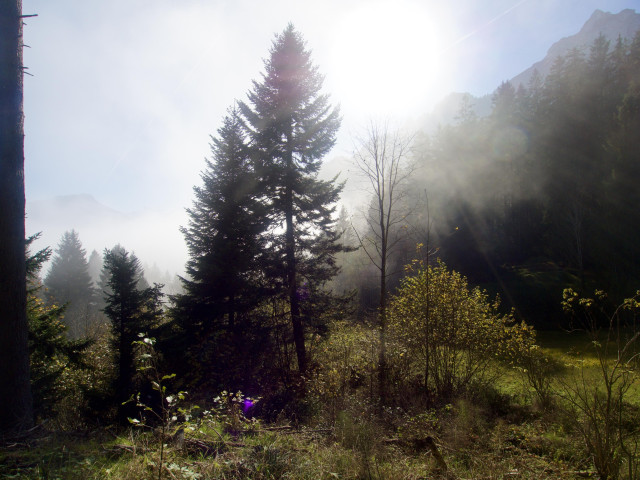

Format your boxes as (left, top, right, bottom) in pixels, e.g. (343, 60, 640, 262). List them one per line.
(21, 0, 638, 277)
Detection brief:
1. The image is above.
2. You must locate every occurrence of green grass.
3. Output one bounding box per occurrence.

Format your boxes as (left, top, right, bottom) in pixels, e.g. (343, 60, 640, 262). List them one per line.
(0, 420, 590, 480)
(3, 331, 639, 479)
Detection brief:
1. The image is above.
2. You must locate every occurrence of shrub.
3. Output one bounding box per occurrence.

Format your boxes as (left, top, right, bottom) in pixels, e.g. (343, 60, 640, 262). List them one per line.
(309, 320, 377, 417)
(557, 289, 640, 480)
(388, 259, 535, 402)
(517, 343, 564, 410)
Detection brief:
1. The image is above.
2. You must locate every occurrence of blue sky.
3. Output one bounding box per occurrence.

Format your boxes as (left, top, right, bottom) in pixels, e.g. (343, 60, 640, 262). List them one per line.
(21, 0, 639, 273)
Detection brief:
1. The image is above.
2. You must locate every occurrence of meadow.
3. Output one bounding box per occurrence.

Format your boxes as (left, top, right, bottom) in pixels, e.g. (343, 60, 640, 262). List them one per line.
(2, 324, 638, 480)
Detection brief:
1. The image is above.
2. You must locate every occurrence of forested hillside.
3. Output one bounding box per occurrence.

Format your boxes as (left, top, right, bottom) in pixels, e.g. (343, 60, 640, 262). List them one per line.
(342, 32, 640, 328)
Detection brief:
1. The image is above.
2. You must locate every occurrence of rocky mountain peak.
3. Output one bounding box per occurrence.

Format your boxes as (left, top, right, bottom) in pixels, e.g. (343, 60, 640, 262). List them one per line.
(511, 9, 640, 89)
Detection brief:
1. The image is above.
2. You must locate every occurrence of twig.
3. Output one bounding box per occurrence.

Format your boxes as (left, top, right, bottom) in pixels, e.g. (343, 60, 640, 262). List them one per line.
(261, 425, 295, 431)
(103, 443, 150, 454)
(0, 422, 47, 444)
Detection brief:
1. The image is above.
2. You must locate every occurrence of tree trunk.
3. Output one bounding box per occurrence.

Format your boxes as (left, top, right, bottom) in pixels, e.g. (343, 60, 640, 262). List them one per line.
(378, 235, 387, 403)
(0, 0, 34, 435)
(285, 128, 306, 375)
(117, 313, 130, 424)
(286, 183, 306, 374)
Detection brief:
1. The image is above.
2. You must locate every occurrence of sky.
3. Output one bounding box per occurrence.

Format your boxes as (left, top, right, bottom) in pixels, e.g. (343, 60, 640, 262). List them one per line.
(21, 0, 639, 275)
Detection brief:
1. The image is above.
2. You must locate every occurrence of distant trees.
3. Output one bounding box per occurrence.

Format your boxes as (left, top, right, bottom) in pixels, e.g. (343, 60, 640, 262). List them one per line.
(45, 230, 96, 337)
(102, 245, 163, 423)
(239, 23, 343, 374)
(407, 32, 640, 324)
(26, 235, 90, 419)
(87, 249, 102, 285)
(0, 0, 33, 434)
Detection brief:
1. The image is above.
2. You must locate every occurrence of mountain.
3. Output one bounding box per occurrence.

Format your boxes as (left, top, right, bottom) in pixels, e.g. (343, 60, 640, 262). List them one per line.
(510, 9, 640, 89)
(26, 194, 187, 276)
(27, 194, 128, 229)
(422, 9, 640, 132)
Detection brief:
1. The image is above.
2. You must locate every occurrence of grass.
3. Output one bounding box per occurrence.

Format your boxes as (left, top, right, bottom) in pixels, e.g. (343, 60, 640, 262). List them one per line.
(0, 420, 590, 480)
(2, 331, 638, 479)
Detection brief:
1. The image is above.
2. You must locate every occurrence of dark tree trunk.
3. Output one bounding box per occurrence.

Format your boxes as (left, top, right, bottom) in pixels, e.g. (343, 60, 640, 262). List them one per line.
(0, 0, 34, 435)
(378, 233, 387, 403)
(285, 129, 306, 375)
(286, 184, 306, 374)
(117, 313, 130, 424)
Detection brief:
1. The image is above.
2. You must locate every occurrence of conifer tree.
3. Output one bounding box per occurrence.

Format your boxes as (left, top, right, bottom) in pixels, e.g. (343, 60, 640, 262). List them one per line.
(172, 106, 270, 390)
(102, 245, 163, 424)
(26, 235, 90, 419)
(239, 24, 342, 374)
(179, 106, 266, 334)
(44, 230, 96, 338)
(87, 250, 102, 285)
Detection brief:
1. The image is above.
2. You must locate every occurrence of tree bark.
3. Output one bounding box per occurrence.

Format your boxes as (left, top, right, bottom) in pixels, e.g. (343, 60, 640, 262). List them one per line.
(285, 128, 306, 375)
(378, 234, 387, 402)
(286, 185, 306, 374)
(0, 0, 34, 435)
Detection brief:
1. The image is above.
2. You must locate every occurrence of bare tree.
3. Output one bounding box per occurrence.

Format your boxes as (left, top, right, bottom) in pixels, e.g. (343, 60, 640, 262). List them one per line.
(0, 0, 34, 434)
(351, 121, 414, 401)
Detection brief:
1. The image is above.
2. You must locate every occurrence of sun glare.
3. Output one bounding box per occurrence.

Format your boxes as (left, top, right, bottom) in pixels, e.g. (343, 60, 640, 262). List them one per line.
(328, 0, 449, 118)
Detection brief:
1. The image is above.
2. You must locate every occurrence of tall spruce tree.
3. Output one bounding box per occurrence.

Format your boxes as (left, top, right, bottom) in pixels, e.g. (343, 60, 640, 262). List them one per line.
(102, 245, 163, 424)
(44, 230, 95, 338)
(179, 106, 266, 332)
(239, 24, 342, 374)
(172, 106, 269, 390)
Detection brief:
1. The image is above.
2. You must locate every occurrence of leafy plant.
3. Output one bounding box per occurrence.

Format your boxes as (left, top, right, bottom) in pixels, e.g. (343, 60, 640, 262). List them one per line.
(517, 343, 564, 410)
(211, 390, 259, 436)
(310, 320, 377, 415)
(127, 335, 191, 480)
(388, 257, 535, 402)
(558, 289, 640, 480)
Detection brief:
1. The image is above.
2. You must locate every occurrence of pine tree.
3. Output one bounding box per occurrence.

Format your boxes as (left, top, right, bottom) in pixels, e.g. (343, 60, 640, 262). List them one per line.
(44, 230, 96, 338)
(26, 235, 90, 419)
(87, 249, 102, 286)
(239, 24, 342, 374)
(102, 245, 163, 424)
(172, 106, 269, 390)
(179, 106, 266, 332)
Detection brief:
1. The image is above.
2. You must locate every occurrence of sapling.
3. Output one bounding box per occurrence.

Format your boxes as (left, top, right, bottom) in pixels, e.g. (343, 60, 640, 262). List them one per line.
(126, 334, 191, 480)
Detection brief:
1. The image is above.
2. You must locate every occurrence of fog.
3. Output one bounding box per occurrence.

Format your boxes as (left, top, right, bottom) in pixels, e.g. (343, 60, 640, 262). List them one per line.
(21, 0, 638, 277)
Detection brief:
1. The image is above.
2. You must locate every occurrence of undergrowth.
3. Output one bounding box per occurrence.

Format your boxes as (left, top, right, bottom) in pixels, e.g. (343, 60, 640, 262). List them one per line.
(2, 327, 638, 479)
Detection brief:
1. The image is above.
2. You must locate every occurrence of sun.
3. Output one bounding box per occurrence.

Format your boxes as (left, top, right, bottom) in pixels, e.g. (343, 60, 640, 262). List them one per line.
(327, 0, 450, 119)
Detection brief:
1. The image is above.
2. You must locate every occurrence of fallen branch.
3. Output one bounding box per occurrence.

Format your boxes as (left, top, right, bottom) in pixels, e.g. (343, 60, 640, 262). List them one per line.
(103, 444, 150, 455)
(382, 436, 447, 472)
(421, 436, 448, 472)
(261, 425, 295, 431)
(0, 422, 47, 445)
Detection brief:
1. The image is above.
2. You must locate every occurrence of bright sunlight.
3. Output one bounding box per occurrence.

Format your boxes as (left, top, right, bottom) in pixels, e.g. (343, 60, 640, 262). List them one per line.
(328, 0, 451, 118)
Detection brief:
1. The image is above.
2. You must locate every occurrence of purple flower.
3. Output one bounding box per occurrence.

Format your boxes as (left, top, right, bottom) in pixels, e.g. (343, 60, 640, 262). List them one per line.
(242, 398, 254, 414)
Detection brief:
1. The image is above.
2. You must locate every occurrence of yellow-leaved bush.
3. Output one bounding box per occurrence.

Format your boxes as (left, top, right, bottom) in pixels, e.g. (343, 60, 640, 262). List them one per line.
(388, 259, 534, 401)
